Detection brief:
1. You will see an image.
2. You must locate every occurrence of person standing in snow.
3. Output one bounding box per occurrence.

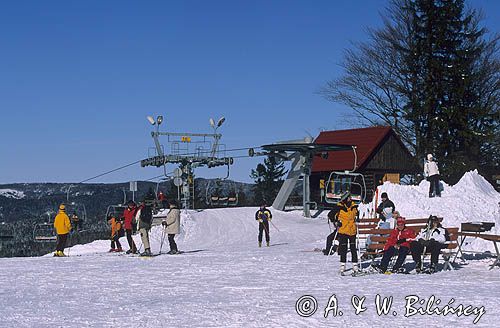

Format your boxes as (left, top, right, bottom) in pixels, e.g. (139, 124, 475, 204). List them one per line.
(323, 206, 340, 255)
(53, 204, 72, 257)
(108, 214, 123, 252)
(122, 200, 138, 254)
(162, 200, 181, 254)
(136, 190, 155, 256)
(424, 154, 441, 197)
(255, 204, 272, 247)
(377, 217, 416, 273)
(409, 215, 447, 273)
(336, 192, 360, 274)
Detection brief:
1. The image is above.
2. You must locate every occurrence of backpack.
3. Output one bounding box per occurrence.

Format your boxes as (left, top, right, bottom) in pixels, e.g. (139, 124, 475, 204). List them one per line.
(140, 205, 153, 224)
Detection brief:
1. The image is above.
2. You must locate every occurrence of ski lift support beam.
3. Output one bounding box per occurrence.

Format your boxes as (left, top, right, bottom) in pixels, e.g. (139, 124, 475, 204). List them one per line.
(142, 117, 233, 210)
(249, 139, 353, 218)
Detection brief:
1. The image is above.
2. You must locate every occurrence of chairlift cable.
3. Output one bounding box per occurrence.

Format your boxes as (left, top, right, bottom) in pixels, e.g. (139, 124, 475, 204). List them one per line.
(77, 159, 143, 184)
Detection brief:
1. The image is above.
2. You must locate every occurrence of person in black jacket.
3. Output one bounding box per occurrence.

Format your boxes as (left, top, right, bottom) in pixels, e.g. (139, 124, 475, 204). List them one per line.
(323, 205, 340, 255)
(376, 192, 395, 221)
(255, 204, 272, 247)
(135, 194, 154, 256)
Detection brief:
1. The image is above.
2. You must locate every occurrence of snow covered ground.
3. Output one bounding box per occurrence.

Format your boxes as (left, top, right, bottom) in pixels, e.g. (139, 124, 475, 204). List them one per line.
(1, 204, 499, 327)
(0, 171, 499, 327)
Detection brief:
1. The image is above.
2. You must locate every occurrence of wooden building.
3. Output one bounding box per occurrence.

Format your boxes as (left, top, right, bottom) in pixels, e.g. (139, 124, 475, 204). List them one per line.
(310, 126, 419, 202)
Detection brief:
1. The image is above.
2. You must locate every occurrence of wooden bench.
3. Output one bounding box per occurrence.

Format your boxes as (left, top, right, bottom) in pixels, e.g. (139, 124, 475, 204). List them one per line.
(455, 232, 500, 270)
(357, 217, 459, 271)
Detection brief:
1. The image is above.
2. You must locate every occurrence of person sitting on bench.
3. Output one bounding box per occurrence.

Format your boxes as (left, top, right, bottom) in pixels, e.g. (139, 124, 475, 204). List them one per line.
(409, 215, 447, 273)
(377, 217, 415, 274)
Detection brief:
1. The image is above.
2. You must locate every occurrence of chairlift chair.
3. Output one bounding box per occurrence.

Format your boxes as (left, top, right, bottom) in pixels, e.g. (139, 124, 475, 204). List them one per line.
(105, 205, 127, 221)
(205, 179, 239, 207)
(0, 223, 14, 241)
(64, 202, 87, 232)
(33, 223, 57, 242)
(324, 171, 367, 204)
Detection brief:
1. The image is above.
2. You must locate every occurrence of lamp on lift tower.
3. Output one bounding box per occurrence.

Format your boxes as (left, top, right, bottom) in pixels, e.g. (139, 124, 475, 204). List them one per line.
(210, 116, 225, 129)
(146, 115, 164, 126)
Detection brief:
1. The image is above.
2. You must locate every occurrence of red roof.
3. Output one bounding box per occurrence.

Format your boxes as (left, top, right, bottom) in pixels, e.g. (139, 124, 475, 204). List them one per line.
(312, 126, 394, 172)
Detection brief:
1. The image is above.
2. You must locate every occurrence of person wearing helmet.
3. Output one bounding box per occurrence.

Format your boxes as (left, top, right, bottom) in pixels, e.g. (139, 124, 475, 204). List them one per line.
(377, 216, 416, 274)
(336, 192, 360, 275)
(53, 204, 72, 257)
(424, 154, 441, 197)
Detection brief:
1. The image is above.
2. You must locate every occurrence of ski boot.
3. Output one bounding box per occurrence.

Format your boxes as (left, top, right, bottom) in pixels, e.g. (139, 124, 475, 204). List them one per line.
(116, 248, 123, 252)
(352, 264, 363, 276)
(415, 262, 423, 274)
(57, 251, 66, 257)
(140, 248, 152, 257)
(109, 248, 116, 253)
(258, 241, 262, 248)
(426, 264, 437, 274)
(266, 241, 270, 247)
(339, 264, 346, 276)
(392, 267, 407, 274)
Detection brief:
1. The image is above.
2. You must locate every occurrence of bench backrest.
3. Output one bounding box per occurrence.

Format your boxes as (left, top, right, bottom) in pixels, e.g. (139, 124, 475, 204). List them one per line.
(358, 217, 443, 235)
(363, 226, 459, 251)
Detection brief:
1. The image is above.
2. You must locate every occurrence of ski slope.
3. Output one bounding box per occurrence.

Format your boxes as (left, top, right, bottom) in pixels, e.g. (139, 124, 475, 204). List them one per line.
(1, 204, 499, 327)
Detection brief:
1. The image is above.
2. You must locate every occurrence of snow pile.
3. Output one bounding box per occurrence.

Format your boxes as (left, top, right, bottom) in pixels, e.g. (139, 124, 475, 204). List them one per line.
(359, 170, 500, 252)
(0, 189, 25, 199)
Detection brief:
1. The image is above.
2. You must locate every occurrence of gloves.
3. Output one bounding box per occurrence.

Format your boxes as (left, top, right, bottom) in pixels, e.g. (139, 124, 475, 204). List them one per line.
(334, 220, 342, 228)
(258, 219, 263, 223)
(162, 221, 167, 227)
(396, 238, 406, 245)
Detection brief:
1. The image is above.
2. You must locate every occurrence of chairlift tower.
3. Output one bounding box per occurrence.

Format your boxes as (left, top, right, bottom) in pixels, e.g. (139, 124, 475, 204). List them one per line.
(141, 116, 234, 210)
(249, 138, 353, 218)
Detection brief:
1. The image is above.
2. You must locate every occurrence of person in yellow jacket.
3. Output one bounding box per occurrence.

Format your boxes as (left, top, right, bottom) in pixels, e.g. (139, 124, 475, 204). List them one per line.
(53, 204, 72, 257)
(334, 192, 360, 275)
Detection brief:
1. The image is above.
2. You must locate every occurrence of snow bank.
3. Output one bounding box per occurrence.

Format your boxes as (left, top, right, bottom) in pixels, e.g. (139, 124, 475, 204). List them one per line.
(0, 189, 25, 199)
(359, 170, 500, 252)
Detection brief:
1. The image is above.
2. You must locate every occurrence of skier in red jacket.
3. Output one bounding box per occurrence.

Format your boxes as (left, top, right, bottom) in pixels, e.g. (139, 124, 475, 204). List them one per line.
(122, 200, 138, 254)
(378, 216, 416, 273)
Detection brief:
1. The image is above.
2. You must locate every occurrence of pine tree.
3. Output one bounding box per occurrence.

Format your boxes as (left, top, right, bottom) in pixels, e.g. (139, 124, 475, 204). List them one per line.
(250, 156, 287, 205)
(322, 0, 499, 184)
(408, 0, 499, 183)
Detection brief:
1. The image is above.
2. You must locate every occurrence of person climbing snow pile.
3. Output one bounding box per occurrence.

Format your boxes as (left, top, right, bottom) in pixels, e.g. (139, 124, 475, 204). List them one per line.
(424, 154, 441, 197)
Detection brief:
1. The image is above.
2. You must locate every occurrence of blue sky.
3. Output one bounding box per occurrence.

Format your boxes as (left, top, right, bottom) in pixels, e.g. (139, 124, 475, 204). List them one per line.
(0, 0, 498, 184)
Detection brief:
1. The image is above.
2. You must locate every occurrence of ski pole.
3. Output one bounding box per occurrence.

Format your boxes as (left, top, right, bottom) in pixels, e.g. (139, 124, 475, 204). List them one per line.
(159, 226, 167, 255)
(270, 220, 280, 232)
(354, 215, 364, 272)
(66, 232, 72, 257)
(327, 229, 340, 256)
